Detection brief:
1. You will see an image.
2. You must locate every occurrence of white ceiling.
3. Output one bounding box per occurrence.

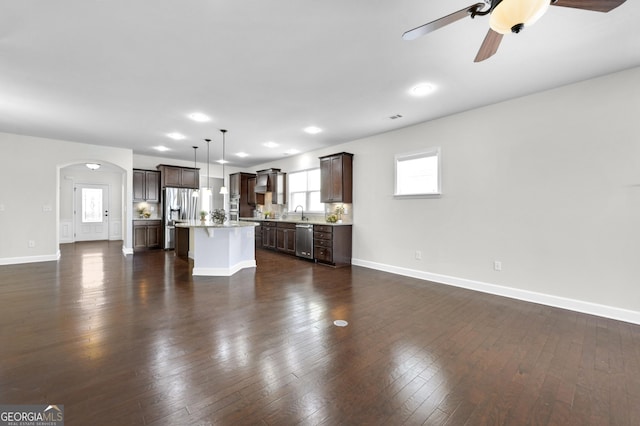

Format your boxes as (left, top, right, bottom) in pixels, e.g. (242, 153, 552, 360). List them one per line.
(1, 0, 639, 168)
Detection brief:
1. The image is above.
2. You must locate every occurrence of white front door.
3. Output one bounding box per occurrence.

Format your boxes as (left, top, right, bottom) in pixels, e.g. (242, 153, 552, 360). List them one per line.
(74, 184, 109, 241)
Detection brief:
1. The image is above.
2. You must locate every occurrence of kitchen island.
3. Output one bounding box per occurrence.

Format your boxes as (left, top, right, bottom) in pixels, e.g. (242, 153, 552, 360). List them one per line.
(175, 220, 259, 276)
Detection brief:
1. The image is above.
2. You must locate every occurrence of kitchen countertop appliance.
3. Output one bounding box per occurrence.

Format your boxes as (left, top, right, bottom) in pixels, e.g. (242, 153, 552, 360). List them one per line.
(163, 187, 198, 249)
(295, 223, 314, 259)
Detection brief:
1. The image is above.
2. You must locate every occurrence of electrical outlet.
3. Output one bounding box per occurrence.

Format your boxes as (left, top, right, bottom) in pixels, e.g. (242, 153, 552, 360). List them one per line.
(415, 250, 422, 260)
(0, 204, 5, 212)
(42, 205, 53, 212)
(28, 240, 36, 248)
(494, 261, 502, 271)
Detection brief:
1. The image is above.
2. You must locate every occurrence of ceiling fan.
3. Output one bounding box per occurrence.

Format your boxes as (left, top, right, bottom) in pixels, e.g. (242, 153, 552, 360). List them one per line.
(402, 0, 627, 62)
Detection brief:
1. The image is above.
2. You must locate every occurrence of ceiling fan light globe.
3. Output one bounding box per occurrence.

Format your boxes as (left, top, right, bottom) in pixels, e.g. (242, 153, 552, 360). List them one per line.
(489, 0, 550, 34)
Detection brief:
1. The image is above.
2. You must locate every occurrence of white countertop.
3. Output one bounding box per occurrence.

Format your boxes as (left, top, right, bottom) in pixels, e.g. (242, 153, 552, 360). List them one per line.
(239, 217, 352, 226)
(175, 220, 259, 228)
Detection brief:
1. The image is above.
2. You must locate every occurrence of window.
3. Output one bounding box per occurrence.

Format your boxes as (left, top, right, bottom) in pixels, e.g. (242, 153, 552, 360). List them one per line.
(82, 187, 103, 222)
(288, 168, 322, 212)
(394, 147, 441, 197)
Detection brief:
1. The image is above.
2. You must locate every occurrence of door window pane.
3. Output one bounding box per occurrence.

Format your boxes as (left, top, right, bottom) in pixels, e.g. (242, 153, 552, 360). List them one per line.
(82, 188, 103, 223)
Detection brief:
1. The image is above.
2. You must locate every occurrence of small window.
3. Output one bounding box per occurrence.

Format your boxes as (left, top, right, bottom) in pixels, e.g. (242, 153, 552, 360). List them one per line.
(288, 168, 322, 212)
(394, 148, 441, 197)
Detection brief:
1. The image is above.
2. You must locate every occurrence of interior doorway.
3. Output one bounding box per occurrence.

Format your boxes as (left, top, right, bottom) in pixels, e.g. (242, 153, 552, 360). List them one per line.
(74, 183, 109, 241)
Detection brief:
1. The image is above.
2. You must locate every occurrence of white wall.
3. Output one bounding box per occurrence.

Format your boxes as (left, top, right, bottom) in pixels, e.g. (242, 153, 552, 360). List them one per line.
(251, 66, 640, 322)
(0, 133, 133, 263)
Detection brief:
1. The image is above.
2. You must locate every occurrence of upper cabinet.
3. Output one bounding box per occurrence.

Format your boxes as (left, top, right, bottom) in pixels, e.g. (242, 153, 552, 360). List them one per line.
(247, 176, 257, 205)
(229, 172, 257, 199)
(230, 172, 258, 216)
(273, 172, 287, 205)
(157, 165, 199, 189)
(229, 173, 242, 198)
(133, 169, 160, 202)
(320, 152, 353, 203)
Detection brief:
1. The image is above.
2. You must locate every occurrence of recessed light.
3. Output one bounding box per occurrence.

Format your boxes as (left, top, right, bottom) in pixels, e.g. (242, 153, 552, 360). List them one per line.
(236, 152, 249, 158)
(85, 163, 101, 170)
(263, 141, 279, 148)
(284, 149, 300, 155)
(410, 83, 436, 97)
(154, 146, 170, 152)
(166, 132, 186, 140)
(216, 159, 229, 164)
(304, 126, 322, 135)
(188, 112, 211, 122)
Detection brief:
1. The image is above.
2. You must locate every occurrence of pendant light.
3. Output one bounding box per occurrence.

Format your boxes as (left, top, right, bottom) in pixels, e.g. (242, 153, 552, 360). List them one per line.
(191, 146, 199, 198)
(219, 129, 228, 195)
(204, 139, 212, 196)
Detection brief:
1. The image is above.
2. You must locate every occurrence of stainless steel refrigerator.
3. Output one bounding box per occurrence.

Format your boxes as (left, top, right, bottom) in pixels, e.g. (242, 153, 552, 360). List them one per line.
(163, 187, 198, 249)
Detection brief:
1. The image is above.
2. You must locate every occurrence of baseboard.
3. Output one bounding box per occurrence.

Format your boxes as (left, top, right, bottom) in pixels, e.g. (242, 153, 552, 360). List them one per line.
(351, 258, 640, 325)
(0, 251, 61, 266)
(193, 260, 257, 277)
(122, 245, 134, 256)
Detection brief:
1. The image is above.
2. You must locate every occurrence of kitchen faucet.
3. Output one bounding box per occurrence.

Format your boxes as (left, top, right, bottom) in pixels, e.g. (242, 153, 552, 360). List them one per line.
(294, 205, 307, 221)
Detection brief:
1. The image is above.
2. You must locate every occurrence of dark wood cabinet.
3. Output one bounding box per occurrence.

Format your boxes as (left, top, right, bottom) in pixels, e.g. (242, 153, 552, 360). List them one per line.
(320, 152, 353, 203)
(133, 169, 160, 202)
(255, 222, 263, 247)
(175, 226, 189, 259)
(314, 224, 352, 267)
(247, 176, 257, 205)
(133, 220, 162, 251)
(261, 222, 277, 250)
(229, 172, 257, 217)
(229, 173, 242, 198)
(273, 172, 287, 205)
(180, 168, 198, 189)
(157, 165, 200, 189)
(276, 222, 296, 255)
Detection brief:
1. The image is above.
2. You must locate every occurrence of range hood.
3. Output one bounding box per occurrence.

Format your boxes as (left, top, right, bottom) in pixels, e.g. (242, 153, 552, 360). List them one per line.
(254, 174, 269, 194)
(254, 168, 281, 194)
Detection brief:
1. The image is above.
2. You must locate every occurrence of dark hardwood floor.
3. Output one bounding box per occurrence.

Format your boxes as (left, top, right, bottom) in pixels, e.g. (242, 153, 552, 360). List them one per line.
(1, 241, 639, 425)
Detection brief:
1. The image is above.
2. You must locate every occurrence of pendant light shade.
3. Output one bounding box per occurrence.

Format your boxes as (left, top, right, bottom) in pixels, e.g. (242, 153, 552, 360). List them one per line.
(489, 0, 550, 34)
(219, 129, 228, 195)
(192, 146, 199, 198)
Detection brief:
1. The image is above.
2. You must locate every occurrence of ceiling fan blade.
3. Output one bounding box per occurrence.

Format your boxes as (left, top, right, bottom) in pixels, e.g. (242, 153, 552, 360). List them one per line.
(551, 0, 626, 12)
(402, 3, 486, 40)
(474, 29, 503, 62)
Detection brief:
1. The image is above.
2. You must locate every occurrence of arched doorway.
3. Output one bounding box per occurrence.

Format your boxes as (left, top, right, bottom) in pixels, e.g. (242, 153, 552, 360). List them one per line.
(59, 162, 126, 244)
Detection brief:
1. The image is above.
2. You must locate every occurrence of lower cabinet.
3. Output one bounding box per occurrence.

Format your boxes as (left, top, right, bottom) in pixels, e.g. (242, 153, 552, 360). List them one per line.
(252, 221, 352, 266)
(133, 220, 161, 251)
(261, 222, 277, 250)
(255, 223, 263, 247)
(314, 224, 352, 267)
(175, 226, 189, 258)
(276, 222, 296, 255)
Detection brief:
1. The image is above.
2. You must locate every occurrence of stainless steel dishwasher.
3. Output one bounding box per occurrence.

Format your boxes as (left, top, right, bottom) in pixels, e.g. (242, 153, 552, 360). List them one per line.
(295, 223, 314, 259)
